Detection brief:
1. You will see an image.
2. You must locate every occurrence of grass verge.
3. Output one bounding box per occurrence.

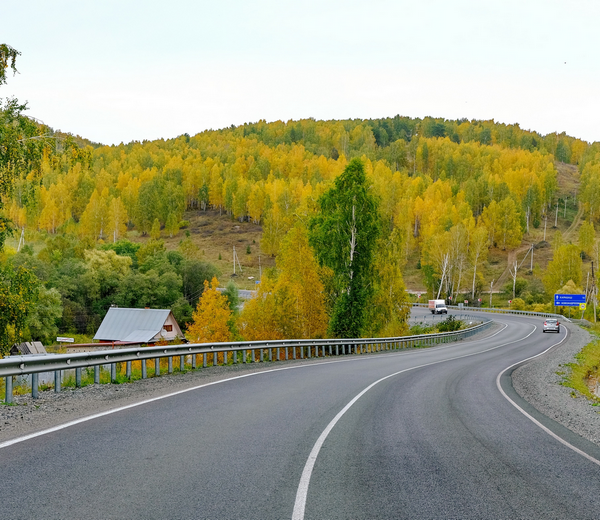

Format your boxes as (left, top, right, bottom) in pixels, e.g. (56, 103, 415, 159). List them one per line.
(561, 337, 600, 403)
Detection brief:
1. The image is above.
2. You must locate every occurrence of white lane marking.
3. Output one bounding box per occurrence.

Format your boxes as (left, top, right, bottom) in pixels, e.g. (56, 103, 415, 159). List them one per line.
(496, 328, 600, 468)
(292, 322, 533, 520)
(0, 323, 502, 450)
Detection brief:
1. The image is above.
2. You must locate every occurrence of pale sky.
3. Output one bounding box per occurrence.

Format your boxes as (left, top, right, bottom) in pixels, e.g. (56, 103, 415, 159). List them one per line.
(4, 0, 600, 145)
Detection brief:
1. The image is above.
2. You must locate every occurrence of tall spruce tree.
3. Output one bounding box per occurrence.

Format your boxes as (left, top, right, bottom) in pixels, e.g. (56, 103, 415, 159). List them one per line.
(309, 158, 380, 338)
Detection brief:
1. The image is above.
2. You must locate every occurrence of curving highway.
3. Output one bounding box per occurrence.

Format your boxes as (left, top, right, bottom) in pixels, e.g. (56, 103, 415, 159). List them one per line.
(2, 310, 600, 519)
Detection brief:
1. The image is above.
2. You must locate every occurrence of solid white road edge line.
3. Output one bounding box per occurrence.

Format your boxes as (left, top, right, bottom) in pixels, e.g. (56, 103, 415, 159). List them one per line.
(496, 327, 600, 468)
(0, 321, 501, 451)
(292, 322, 528, 520)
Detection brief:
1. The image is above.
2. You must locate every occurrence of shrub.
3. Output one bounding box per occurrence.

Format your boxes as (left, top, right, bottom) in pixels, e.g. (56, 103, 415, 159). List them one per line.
(437, 315, 461, 332)
(511, 298, 526, 310)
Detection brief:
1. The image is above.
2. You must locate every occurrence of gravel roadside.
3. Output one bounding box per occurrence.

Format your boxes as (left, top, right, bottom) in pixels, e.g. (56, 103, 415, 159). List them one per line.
(512, 323, 600, 446)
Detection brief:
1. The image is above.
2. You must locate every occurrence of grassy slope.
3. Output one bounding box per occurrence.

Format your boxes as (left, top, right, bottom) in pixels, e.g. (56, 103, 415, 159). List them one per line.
(128, 209, 276, 291)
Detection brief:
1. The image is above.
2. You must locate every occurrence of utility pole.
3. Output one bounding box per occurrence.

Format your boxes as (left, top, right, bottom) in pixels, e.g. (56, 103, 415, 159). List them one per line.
(592, 261, 597, 323)
(489, 279, 494, 308)
(16, 228, 25, 252)
(530, 243, 534, 272)
(583, 271, 590, 320)
(233, 246, 243, 274)
(554, 200, 559, 227)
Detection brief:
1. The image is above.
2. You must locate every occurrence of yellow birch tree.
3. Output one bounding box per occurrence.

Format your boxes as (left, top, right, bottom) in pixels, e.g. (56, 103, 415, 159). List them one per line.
(187, 277, 232, 343)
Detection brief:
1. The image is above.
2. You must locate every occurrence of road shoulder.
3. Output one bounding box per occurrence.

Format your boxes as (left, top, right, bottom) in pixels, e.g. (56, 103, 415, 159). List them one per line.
(512, 324, 600, 446)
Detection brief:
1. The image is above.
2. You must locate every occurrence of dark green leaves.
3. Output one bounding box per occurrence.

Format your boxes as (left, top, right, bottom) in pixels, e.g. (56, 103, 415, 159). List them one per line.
(309, 158, 380, 338)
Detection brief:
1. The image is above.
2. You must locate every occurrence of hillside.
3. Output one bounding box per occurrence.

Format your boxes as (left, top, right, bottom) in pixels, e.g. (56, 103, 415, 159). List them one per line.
(2, 114, 600, 347)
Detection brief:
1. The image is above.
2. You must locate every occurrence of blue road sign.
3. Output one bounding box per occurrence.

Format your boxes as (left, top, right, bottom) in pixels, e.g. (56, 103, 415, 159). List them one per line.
(554, 293, 586, 306)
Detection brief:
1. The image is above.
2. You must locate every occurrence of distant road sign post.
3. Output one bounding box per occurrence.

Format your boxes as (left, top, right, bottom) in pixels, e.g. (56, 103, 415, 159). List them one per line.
(554, 294, 586, 307)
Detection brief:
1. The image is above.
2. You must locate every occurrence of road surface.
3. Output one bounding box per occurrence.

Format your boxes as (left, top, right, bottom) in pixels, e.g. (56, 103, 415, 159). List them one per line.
(1, 311, 599, 519)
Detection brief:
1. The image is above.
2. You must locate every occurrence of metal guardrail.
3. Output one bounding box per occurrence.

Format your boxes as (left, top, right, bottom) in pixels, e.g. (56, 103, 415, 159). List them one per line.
(1, 319, 492, 404)
(412, 303, 571, 322)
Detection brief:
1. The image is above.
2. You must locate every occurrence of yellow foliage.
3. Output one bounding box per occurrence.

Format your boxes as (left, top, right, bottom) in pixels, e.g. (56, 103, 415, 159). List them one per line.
(237, 274, 283, 341)
(239, 226, 328, 340)
(186, 277, 232, 343)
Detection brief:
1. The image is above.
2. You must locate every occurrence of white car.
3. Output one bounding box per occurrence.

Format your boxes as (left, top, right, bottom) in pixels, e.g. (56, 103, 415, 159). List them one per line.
(543, 318, 560, 333)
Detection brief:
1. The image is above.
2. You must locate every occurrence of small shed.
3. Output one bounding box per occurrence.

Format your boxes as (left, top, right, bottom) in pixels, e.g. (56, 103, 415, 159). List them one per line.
(94, 308, 184, 344)
(10, 341, 47, 356)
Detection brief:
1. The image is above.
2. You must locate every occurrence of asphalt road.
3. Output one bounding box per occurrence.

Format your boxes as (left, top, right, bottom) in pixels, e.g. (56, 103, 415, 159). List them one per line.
(2, 311, 600, 519)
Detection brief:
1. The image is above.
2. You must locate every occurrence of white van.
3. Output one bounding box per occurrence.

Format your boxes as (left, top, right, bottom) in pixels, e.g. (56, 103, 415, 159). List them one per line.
(428, 299, 448, 314)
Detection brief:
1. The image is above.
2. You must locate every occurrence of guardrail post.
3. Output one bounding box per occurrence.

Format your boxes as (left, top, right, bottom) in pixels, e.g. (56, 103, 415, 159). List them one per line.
(142, 360, 147, 378)
(155, 358, 160, 377)
(285, 347, 289, 360)
(76, 367, 82, 387)
(307, 346, 311, 358)
(94, 365, 100, 384)
(203, 353, 207, 367)
(276, 347, 280, 361)
(329, 345, 332, 356)
(269, 348, 273, 362)
(111, 363, 117, 383)
(233, 350, 237, 364)
(213, 352, 218, 366)
(55, 370, 61, 393)
(4, 376, 12, 404)
(126, 361, 132, 378)
(180, 355, 185, 371)
(192, 354, 197, 369)
(168, 357, 173, 374)
(32, 372, 39, 399)
(293, 347, 296, 360)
